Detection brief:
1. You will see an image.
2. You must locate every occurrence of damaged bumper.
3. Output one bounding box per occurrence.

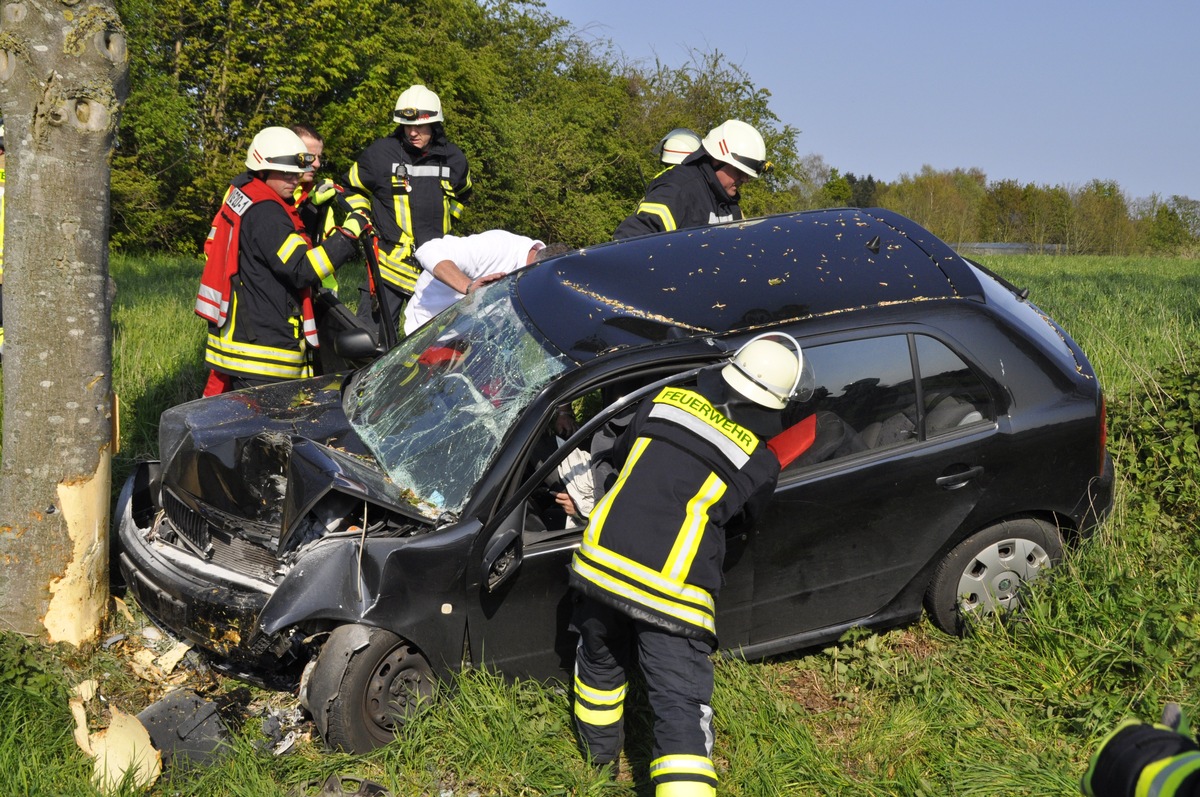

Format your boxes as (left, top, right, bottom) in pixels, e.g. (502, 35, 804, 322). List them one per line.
(115, 463, 300, 675)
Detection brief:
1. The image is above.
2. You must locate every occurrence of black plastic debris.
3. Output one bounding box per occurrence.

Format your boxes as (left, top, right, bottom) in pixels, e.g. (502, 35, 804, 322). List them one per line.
(291, 774, 392, 797)
(136, 689, 232, 773)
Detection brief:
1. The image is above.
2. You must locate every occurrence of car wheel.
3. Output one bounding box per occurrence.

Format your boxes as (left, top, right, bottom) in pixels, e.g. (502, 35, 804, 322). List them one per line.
(302, 624, 436, 753)
(925, 518, 1063, 635)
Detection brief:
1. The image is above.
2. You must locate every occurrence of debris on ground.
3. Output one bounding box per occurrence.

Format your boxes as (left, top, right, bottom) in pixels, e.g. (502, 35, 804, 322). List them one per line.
(257, 702, 310, 755)
(137, 688, 235, 774)
(71, 681, 161, 793)
(291, 774, 393, 796)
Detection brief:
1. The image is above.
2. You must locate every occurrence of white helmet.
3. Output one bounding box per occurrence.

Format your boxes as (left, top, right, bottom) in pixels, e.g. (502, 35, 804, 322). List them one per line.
(245, 126, 314, 174)
(721, 333, 811, 410)
(656, 127, 702, 165)
(701, 119, 769, 178)
(393, 84, 444, 125)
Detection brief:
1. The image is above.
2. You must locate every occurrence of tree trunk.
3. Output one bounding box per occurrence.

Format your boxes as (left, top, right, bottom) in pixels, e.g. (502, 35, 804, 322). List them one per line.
(0, 0, 128, 644)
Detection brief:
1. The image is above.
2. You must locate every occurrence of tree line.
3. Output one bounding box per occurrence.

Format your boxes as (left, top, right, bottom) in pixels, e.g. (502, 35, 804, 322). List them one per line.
(110, 0, 1197, 257)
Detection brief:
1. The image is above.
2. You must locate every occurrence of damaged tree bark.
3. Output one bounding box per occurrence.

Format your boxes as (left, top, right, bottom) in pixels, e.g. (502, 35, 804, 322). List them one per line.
(0, 0, 128, 644)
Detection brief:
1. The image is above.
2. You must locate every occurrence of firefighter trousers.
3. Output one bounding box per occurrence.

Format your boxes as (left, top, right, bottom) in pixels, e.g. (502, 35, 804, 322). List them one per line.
(571, 598, 718, 796)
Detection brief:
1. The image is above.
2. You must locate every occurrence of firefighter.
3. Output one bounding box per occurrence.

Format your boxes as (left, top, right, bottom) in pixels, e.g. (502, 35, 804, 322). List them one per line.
(196, 126, 371, 396)
(614, 120, 770, 241)
(290, 124, 343, 293)
(343, 84, 473, 340)
(1082, 705, 1200, 796)
(656, 127, 702, 167)
(568, 334, 809, 794)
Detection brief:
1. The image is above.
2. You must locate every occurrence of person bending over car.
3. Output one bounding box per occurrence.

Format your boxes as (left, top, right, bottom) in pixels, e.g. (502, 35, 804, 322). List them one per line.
(567, 334, 809, 794)
(405, 230, 568, 336)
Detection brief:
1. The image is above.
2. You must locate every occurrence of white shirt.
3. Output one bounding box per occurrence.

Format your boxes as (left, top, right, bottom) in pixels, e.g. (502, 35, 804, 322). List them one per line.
(404, 230, 544, 335)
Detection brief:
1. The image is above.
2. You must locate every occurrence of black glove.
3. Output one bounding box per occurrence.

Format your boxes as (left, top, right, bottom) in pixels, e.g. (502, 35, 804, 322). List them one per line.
(1082, 716, 1200, 797)
(340, 211, 373, 240)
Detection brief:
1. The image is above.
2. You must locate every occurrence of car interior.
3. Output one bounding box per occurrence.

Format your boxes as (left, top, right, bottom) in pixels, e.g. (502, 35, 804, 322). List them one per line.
(516, 332, 994, 534)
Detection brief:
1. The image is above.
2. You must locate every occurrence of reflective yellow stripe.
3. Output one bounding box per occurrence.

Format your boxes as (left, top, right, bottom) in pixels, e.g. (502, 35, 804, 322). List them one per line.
(395, 193, 412, 244)
(574, 701, 623, 726)
(655, 781, 716, 796)
(638, 201, 676, 231)
(653, 388, 758, 456)
(665, 473, 725, 580)
(347, 163, 366, 192)
(378, 244, 419, 292)
(306, 246, 335, 281)
(651, 754, 717, 784)
(1139, 751, 1200, 797)
(276, 232, 306, 264)
(570, 555, 715, 634)
(204, 294, 308, 379)
(573, 545, 714, 616)
(584, 437, 649, 546)
(574, 673, 626, 706)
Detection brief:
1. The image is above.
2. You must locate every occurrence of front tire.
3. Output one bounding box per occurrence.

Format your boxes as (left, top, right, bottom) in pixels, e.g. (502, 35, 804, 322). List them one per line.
(302, 624, 436, 753)
(925, 518, 1063, 635)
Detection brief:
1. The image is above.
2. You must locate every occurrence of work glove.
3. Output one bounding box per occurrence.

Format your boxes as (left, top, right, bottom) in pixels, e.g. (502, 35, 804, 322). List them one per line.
(1082, 705, 1200, 797)
(311, 179, 338, 206)
(340, 211, 373, 240)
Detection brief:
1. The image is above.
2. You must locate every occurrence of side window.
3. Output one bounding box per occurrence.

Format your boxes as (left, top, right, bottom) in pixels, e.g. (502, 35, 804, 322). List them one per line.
(780, 336, 917, 474)
(915, 335, 993, 437)
(777, 334, 994, 476)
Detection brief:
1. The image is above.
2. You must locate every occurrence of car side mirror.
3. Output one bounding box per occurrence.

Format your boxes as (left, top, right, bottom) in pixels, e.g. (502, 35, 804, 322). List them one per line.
(334, 328, 383, 362)
(481, 528, 523, 593)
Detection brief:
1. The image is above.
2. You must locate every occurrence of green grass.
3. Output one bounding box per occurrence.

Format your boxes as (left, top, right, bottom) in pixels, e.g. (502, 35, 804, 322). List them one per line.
(2, 253, 1199, 795)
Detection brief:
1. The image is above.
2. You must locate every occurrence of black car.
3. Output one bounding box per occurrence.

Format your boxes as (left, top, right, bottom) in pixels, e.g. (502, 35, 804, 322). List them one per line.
(115, 208, 1113, 753)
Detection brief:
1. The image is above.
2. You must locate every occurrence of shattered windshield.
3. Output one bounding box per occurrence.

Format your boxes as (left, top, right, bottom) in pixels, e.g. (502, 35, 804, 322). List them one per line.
(346, 283, 574, 516)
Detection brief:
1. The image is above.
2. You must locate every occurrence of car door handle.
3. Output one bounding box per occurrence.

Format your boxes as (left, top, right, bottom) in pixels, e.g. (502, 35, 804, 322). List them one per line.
(936, 465, 984, 490)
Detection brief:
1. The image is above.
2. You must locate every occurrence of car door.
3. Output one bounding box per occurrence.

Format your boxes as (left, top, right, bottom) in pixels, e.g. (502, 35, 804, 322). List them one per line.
(748, 332, 998, 645)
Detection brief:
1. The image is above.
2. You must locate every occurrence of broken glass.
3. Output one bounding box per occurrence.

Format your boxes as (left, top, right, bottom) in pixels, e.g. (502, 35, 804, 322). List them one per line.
(346, 283, 574, 516)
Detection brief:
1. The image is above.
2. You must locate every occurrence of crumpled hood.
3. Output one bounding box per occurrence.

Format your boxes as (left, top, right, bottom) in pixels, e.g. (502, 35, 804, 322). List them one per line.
(158, 375, 370, 530)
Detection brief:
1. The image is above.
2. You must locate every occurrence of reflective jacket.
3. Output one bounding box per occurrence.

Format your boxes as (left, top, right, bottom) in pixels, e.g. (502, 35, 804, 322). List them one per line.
(343, 129, 472, 294)
(200, 173, 357, 382)
(612, 153, 742, 240)
(293, 182, 342, 292)
(569, 385, 780, 644)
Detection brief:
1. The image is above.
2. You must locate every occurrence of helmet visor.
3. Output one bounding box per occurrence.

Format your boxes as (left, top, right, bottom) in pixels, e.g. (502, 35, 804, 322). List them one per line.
(265, 152, 316, 171)
(730, 152, 773, 177)
(395, 107, 439, 123)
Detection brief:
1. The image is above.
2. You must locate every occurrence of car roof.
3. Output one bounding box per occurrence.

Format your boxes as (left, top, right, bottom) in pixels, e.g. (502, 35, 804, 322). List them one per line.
(514, 207, 985, 361)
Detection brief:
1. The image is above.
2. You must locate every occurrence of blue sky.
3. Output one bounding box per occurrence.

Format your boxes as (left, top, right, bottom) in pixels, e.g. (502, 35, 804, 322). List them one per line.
(539, 0, 1197, 201)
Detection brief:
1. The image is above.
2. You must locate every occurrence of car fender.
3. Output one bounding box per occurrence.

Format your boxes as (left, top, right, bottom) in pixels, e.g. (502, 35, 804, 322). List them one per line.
(259, 520, 482, 677)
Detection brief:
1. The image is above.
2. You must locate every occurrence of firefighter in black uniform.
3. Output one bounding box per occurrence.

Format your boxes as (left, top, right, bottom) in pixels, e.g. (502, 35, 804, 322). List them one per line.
(568, 334, 810, 795)
(614, 120, 769, 241)
(343, 84, 472, 339)
(196, 126, 371, 395)
(1082, 704, 1200, 796)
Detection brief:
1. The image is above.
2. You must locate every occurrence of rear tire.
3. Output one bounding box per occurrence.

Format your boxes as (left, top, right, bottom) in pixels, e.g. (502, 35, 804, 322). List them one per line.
(925, 518, 1063, 635)
(303, 624, 435, 753)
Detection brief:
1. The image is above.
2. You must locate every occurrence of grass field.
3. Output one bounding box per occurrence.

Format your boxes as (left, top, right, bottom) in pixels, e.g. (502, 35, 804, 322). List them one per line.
(1, 252, 1198, 796)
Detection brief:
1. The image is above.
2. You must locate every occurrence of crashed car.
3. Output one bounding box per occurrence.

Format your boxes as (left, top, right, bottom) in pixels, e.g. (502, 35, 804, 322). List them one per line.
(116, 207, 1113, 753)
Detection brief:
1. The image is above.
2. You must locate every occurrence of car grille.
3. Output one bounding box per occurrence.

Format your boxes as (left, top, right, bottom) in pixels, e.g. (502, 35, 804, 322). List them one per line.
(160, 491, 282, 584)
(163, 490, 211, 553)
